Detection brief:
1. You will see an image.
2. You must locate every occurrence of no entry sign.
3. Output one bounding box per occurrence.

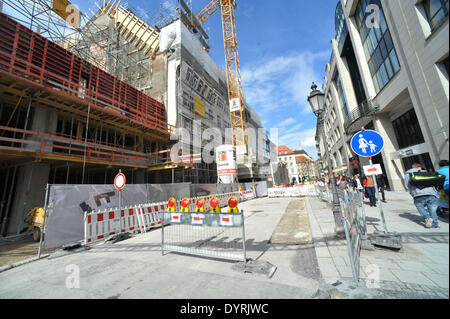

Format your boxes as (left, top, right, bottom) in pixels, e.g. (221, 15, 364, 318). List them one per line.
(114, 172, 126, 191)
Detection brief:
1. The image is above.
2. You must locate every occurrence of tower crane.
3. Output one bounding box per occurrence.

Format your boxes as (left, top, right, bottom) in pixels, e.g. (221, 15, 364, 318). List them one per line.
(196, 0, 248, 154)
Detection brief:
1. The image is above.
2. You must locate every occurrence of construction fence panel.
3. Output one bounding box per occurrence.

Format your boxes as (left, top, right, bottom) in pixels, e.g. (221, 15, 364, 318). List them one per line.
(44, 184, 146, 250)
(162, 211, 246, 263)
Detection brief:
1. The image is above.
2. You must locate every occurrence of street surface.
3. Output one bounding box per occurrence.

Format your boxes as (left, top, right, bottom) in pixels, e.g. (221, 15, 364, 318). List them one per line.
(0, 191, 448, 299)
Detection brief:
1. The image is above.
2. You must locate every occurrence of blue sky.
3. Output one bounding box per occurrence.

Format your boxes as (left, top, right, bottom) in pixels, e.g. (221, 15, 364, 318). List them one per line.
(6, 0, 338, 159)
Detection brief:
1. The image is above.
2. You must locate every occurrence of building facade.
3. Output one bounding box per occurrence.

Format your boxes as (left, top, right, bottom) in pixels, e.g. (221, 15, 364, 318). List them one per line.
(316, 0, 449, 191)
(277, 146, 314, 183)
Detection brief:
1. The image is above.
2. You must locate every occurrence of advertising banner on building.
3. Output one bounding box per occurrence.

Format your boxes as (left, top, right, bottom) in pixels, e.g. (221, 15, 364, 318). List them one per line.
(194, 96, 205, 117)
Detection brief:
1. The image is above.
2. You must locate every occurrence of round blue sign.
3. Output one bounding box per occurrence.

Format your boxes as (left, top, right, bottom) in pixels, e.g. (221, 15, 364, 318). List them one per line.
(350, 130, 385, 157)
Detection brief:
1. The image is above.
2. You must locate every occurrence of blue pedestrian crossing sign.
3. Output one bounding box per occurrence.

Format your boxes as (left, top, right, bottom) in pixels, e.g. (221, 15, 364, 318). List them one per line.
(351, 130, 384, 157)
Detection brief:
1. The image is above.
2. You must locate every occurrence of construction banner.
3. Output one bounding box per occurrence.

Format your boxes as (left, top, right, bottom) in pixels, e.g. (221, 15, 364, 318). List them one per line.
(52, 0, 81, 28)
(194, 96, 205, 117)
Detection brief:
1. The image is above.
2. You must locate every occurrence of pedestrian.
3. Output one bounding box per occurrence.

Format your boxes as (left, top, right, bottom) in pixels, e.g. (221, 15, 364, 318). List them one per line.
(437, 160, 449, 198)
(376, 174, 387, 203)
(364, 175, 377, 207)
(337, 175, 349, 191)
(354, 174, 364, 196)
(404, 163, 440, 229)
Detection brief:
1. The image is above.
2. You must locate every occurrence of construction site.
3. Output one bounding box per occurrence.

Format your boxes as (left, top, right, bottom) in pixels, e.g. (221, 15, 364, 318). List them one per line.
(0, 0, 280, 240)
(0, 1, 448, 303)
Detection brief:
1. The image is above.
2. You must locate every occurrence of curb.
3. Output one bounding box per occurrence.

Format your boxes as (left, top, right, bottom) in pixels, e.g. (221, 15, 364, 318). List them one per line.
(0, 254, 50, 274)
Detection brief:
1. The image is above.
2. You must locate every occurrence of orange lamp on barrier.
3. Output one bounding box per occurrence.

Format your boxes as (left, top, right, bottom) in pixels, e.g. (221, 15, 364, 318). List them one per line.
(209, 197, 221, 213)
(195, 198, 205, 213)
(180, 198, 190, 212)
(227, 196, 239, 213)
(167, 198, 176, 212)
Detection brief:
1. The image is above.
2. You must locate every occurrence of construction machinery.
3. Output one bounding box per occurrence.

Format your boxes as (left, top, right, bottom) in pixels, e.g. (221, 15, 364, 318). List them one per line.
(24, 208, 46, 242)
(196, 0, 248, 154)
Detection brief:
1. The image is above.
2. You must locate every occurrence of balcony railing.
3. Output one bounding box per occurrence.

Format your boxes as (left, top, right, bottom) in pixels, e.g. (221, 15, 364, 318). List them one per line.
(344, 99, 377, 134)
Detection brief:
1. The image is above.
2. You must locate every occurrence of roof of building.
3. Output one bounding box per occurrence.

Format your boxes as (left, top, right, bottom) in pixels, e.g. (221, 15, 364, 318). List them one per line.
(277, 145, 294, 154)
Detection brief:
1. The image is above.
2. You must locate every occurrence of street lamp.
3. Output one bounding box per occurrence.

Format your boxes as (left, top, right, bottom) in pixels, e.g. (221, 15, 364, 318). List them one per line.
(307, 82, 344, 237)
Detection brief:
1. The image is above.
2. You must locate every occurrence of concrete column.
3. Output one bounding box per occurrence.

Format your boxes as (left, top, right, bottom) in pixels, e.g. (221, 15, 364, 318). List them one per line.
(8, 162, 50, 235)
(26, 107, 58, 152)
(134, 169, 146, 184)
(373, 113, 406, 191)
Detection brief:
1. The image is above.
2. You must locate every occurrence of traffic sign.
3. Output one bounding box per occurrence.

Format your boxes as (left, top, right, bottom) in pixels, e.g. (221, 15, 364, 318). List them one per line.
(114, 172, 126, 191)
(363, 164, 383, 176)
(351, 130, 384, 157)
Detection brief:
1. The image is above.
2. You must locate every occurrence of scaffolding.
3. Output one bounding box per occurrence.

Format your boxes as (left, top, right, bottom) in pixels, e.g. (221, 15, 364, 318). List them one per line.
(0, 0, 157, 92)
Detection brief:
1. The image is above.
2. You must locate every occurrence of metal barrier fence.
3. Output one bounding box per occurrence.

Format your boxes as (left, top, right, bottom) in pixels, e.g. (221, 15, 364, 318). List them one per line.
(315, 184, 332, 203)
(337, 189, 365, 283)
(161, 211, 247, 264)
(84, 190, 255, 245)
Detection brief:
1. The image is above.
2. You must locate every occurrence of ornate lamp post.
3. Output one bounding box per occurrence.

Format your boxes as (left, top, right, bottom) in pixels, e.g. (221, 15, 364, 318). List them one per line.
(307, 82, 344, 237)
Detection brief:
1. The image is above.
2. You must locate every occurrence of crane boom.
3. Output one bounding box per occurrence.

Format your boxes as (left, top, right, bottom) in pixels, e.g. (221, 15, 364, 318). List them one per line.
(197, 0, 220, 24)
(197, 0, 247, 151)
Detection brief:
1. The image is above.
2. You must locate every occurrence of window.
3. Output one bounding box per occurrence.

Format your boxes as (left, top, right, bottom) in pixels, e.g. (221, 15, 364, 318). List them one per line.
(392, 108, 425, 149)
(182, 91, 194, 112)
(217, 97, 225, 111)
(337, 75, 350, 121)
(191, 73, 199, 89)
(335, 2, 349, 53)
(196, 79, 204, 95)
(423, 0, 449, 31)
(354, 0, 400, 93)
(186, 67, 194, 83)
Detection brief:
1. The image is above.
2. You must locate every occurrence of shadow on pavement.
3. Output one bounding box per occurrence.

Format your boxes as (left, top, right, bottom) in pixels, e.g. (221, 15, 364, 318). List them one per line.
(398, 232, 449, 244)
(398, 212, 426, 227)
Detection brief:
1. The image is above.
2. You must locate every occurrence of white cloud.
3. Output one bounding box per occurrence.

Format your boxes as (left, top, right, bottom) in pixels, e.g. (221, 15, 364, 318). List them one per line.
(278, 117, 296, 127)
(241, 50, 329, 115)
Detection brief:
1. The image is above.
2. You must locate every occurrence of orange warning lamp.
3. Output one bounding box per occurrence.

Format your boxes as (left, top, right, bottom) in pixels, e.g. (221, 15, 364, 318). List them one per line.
(167, 198, 176, 212)
(180, 198, 190, 212)
(227, 196, 239, 213)
(195, 198, 205, 213)
(209, 197, 221, 213)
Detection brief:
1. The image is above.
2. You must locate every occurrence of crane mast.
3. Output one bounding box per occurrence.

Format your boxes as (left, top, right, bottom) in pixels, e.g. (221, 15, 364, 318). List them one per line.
(197, 0, 248, 152)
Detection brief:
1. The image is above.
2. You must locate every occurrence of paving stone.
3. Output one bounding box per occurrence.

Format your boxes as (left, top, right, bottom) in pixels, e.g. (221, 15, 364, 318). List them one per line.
(423, 273, 450, 289)
(315, 246, 331, 258)
(391, 269, 438, 286)
(397, 260, 434, 272)
(317, 257, 340, 278)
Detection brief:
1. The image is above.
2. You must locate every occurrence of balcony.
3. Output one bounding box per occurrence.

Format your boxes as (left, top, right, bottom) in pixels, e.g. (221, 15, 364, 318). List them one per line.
(344, 99, 378, 134)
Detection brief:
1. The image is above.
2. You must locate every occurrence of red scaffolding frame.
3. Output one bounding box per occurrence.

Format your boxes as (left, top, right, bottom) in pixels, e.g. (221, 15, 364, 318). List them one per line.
(0, 12, 173, 139)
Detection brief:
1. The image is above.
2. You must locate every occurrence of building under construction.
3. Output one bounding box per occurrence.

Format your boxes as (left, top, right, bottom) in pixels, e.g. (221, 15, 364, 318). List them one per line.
(0, 0, 272, 235)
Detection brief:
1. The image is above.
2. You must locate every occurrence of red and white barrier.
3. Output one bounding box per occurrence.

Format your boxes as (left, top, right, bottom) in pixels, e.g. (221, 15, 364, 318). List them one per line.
(84, 207, 138, 244)
(84, 189, 257, 245)
(135, 203, 165, 233)
(268, 185, 316, 197)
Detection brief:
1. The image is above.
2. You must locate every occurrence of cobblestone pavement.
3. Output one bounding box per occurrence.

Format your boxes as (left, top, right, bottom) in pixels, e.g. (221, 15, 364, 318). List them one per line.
(307, 191, 449, 299)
